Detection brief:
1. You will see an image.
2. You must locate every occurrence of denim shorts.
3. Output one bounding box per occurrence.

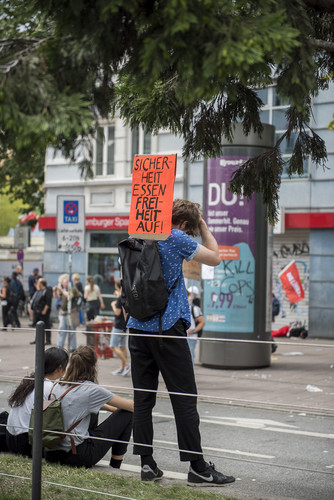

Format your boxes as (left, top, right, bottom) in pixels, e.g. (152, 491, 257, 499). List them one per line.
(111, 328, 127, 348)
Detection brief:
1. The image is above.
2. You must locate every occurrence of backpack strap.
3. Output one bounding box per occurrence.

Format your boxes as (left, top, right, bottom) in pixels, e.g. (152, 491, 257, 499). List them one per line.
(64, 418, 83, 455)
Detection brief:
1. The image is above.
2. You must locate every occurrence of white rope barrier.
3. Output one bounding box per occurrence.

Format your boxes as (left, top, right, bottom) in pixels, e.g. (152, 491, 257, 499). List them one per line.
(1, 324, 333, 348)
(1, 375, 333, 415)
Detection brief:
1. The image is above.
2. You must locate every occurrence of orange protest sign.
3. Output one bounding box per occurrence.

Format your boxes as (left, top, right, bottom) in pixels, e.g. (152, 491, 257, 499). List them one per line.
(128, 154, 177, 240)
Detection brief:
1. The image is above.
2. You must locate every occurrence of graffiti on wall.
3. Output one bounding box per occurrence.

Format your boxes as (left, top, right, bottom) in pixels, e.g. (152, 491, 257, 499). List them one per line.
(272, 236, 309, 329)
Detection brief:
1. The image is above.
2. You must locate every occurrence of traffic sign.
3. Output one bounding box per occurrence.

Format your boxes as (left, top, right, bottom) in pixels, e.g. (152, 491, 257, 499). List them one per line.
(17, 248, 24, 263)
(57, 195, 85, 252)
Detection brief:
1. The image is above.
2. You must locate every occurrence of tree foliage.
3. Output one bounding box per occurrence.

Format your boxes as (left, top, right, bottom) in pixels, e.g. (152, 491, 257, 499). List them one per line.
(1, 0, 334, 221)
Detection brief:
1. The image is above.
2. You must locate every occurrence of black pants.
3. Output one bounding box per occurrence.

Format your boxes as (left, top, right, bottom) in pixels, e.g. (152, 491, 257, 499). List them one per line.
(2, 305, 10, 327)
(33, 312, 52, 343)
(6, 431, 31, 457)
(45, 409, 133, 468)
(86, 300, 100, 321)
(10, 307, 20, 328)
(129, 319, 203, 462)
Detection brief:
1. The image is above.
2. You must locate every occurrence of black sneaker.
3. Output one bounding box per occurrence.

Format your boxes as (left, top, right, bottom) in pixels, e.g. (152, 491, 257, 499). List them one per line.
(187, 462, 235, 487)
(141, 464, 163, 482)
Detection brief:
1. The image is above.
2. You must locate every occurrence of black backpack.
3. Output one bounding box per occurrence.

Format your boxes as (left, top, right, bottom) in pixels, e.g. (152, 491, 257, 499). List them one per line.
(118, 238, 177, 323)
(7, 286, 19, 308)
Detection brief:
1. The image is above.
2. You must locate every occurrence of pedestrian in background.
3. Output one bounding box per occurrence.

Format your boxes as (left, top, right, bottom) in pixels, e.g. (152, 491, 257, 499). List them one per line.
(28, 268, 39, 299)
(0, 277, 15, 330)
(110, 278, 130, 376)
(15, 264, 24, 287)
(54, 273, 80, 353)
(72, 273, 85, 325)
(84, 275, 105, 321)
(186, 288, 205, 364)
(11, 271, 25, 322)
(30, 277, 53, 345)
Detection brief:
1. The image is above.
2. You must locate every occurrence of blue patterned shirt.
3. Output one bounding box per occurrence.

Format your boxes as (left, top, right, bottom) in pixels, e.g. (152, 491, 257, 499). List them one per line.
(127, 229, 199, 332)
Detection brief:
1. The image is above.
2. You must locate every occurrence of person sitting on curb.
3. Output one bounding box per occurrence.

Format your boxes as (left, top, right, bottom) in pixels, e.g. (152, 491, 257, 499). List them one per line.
(44, 345, 133, 469)
(6, 347, 69, 457)
(110, 279, 131, 377)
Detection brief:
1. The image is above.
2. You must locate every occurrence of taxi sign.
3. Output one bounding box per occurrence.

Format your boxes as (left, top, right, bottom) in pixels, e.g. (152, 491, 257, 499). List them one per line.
(57, 195, 85, 252)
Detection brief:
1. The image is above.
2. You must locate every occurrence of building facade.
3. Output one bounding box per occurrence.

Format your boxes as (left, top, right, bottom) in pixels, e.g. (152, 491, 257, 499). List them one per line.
(39, 83, 334, 337)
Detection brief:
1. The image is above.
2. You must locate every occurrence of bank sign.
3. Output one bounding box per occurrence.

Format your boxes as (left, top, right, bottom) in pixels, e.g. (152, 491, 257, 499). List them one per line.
(204, 156, 256, 333)
(57, 195, 85, 252)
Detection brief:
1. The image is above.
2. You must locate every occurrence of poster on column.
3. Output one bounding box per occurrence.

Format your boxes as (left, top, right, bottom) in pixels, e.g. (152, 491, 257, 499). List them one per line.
(128, 154, 177, 240)
(204, 156, 256, 333)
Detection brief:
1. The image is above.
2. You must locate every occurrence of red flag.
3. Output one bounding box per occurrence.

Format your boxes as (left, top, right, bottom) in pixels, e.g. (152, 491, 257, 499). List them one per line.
(279, 260, 305, 304)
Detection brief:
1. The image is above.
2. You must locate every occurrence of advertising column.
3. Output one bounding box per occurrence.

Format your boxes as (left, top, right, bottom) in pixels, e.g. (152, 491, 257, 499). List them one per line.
(200, 123, 274, 368)
(205, 156, 256, 333)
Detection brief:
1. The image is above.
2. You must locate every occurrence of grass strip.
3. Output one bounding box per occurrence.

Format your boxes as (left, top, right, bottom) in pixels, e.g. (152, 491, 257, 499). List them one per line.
(0, 454, 238, 500)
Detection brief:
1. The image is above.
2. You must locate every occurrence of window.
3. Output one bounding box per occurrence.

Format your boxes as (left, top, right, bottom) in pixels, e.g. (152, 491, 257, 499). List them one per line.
(88, 231, 128, 313)
(90, 233, 127, 248)
(90, 192, 114, 205)
(87, 253, 121, 312)
(125, 191, 132, 204)
(95, 125, 115, 176)
(255, 86, 308, 178)
(130, 127, 152, 173)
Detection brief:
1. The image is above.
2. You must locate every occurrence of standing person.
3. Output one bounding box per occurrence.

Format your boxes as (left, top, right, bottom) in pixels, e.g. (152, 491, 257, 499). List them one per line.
(28, 268, 39, 299)
(84, 275, 105, 322)
(11, 271, 25, 323)
(6, 347, 68, 457)
(7, 272, 22, 328)
(127, 199, 235, 486)
(0, 276, 14, 330)
(72, 273, 84, 325)
(54, 274, 80, 353)
(186, 289, 205, 365)
(30, 278, 53, 345)
(110, 279, 130, 376)
(15, 264, 24, 287)
(44, 345, 133, 469)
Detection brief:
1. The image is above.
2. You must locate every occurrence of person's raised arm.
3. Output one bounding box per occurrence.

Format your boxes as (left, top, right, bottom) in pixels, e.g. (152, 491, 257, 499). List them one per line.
(193, 219, 221, 266)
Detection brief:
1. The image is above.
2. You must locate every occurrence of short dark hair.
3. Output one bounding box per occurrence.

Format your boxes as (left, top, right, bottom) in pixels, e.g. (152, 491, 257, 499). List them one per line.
(39, 278, 47, 288)
(172, 199, 201, 236)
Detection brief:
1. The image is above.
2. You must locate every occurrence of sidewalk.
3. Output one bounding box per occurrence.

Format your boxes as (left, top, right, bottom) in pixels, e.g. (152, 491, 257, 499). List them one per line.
(1, 316, 333, 415)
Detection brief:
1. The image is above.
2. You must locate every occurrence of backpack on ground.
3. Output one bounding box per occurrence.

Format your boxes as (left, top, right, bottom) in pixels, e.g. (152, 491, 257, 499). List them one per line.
(118, 238, 178, 323)
(28, 384, 82, 454)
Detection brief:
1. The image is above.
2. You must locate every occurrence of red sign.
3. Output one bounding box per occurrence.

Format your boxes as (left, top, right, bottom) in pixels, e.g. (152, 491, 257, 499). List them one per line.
(85, 216, 129, 230)
(128, 154, 177, 240)
(39, 215, 129, 231)
(279, 260, 305, 304)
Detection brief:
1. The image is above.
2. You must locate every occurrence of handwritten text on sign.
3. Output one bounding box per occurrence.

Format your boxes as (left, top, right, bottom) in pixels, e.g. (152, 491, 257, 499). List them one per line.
(129, 154, 177, 240)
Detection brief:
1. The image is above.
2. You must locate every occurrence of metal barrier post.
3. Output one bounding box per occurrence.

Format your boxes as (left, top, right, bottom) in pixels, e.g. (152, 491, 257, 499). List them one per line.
(31, 321, 45, 500)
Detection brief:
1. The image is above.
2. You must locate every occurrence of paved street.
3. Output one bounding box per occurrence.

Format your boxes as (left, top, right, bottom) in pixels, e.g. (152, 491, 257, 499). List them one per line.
(1, 318, 333, 499)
